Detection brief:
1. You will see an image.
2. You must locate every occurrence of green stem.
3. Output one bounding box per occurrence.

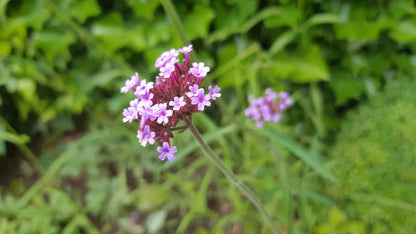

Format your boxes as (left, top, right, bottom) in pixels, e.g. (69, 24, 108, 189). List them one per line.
(0, 116, 44, 173)
(184, 116, 279, 234)
(160, 0, 190, 45)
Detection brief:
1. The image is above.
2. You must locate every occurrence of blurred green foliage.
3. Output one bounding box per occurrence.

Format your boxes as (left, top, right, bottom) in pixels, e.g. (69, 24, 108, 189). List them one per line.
(329, 77, 416, 233)
(0, 0, 415, 233)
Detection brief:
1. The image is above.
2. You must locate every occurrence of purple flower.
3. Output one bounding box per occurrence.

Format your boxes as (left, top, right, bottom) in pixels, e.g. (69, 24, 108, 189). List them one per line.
(255, 121, 264, 128)
(155, 49, 179, 68)
(159, 58, 178, 78)
(129, 98, 139, 108)
(137, 101, 156, 120)
(264, 88, 277, 102)
(271, 113, 281, 122)
(191, 89, 211, 111)
(208, 85, 221, 100)
(137, 125, 155, 147)
(122, 107, 138, 123)
(157, 142, 177, 162)
(135, 79, 154, 98)
(120, 73, 140, 93)
(245, 88, 293, 128)
(169, 96, 186, 111)
(277, 91, 293, 111)
(279, 91, 289, 99)
(186, 84, 201, 97)
(178, 45, 193, 54)
(139, 91, 154, 106)
(121, 44, 222, 162)
(155, 103, 173, 124)
(190, 62, 210, 78)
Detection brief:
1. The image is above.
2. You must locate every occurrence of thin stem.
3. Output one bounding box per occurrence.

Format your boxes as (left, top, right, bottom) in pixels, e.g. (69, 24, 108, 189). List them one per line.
(160, 0, 190, 46)
(170, 125, 188, 131)
(0, 116, 44, 173)
(183, 116, 279, 234)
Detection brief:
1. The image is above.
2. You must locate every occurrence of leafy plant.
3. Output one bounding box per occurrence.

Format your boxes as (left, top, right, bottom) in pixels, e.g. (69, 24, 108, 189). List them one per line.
(329, 77, 416, 233)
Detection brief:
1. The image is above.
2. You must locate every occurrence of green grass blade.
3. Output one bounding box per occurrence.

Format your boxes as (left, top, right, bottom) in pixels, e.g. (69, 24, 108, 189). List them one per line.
(253, 127, 336, 182)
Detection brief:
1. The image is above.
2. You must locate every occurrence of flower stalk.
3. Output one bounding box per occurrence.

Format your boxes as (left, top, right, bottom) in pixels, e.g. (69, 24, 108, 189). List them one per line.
(183, 116, 279, 234)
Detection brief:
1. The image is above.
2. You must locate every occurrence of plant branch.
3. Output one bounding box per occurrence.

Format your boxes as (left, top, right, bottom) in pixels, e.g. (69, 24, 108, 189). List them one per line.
(183, 116, 279, 234)
(0, 116, 44, 173)
(160, 0, 190, 45)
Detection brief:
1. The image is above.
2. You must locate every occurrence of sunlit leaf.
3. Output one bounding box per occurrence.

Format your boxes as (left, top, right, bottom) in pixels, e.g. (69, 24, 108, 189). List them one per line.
(389, 18, 416, 43)
(70, 0, 101, 23)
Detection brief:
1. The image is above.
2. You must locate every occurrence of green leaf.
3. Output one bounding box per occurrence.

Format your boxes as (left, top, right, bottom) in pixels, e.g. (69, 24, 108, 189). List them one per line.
(0, 0, 10, 24)
(388, 0, 415, 19)
(34, 28, 76, 60)
(394, 54, 416, 75)
(389, 19, 416, 43)
(291, 45, 329, 82)
(0, 42, 11, 55)
(304, 13, 343, 27)
(329, 207, 346, 226)
(126, 0, 160, 20)
(329, 71, 365, 106)
(269, 30, 297, 55)
(127, 24, 146, 52)
(71, 68, 122, 94)
(295, 188, 336, 206)
(134, 184, 171, 211)
(184, 4, 214, 40)
(14, 0, 51, 30)
(0, 131, 30, 145)
(144, 17, 170, 47)
(253, 127, 336, 182)
(264, 45, 329, 83)
(207, 0, 257, 43)
(216, 43, 238, 88)
(70, 0, 101, 23)
(241, 6, 283, 33)
(264, 5, 300, 28)
(334, 21, 381, 41)
(92, 12, 128, 51)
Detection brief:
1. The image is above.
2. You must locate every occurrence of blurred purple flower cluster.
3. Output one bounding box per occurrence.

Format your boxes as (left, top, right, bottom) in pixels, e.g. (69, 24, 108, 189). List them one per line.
(245, 88, 293, 128)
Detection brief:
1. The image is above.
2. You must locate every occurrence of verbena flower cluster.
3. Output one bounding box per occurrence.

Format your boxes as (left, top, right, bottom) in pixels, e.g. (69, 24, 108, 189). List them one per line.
(245, 88, 293, 128)
(121, 45, 221, 162)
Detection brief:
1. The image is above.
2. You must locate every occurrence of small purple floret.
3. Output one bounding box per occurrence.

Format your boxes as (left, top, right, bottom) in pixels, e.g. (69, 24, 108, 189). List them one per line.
(190, 62, 210, 78)
(191, 89, 211, 111)
(208, 85, 221, 100)
(169, 96, 186, 111)
(137, 125, 155, 147)
(157, 142, 177, 162)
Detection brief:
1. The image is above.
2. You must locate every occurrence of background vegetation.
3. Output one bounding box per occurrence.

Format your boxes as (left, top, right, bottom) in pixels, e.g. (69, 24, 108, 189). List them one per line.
(1, 0, 415, 233)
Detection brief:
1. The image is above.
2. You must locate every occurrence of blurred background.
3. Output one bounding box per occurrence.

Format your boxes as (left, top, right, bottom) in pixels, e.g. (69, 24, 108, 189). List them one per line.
(1, 0, 416, 233)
